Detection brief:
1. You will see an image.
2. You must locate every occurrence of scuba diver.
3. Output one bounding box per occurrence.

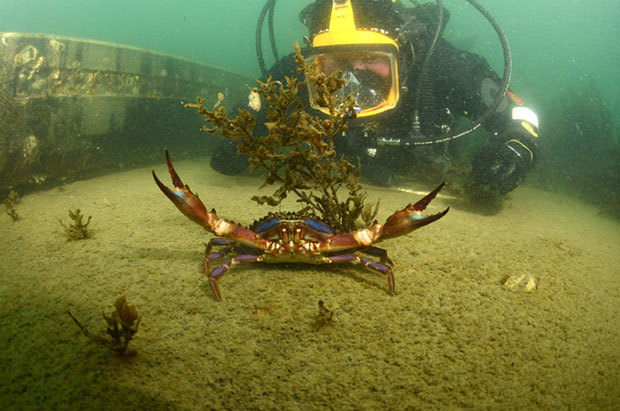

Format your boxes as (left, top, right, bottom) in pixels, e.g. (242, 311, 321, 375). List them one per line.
(210, 0, 540, 194)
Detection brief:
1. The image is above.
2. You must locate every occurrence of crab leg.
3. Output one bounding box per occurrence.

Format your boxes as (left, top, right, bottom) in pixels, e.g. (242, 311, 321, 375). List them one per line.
(152, 149, 268, 250)
(359, 246, 393, 266)
(325, 254, 395, 295)
(205, 246, 233, 270)
(207, 254, 264, 300)
(204, 239, 257, 272)
(377, 182, 449, 241)
(204, 238, 236, 265)
(325, 182, 449, 252)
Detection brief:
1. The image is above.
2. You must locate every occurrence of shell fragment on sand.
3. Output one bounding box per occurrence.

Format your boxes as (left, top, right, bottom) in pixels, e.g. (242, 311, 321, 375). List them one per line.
(503, 273, 539, 293)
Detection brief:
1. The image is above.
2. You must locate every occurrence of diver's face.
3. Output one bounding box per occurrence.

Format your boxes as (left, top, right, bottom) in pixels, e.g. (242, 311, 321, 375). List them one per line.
(320, 52, 391, 79)
(308, 48, 399, 117)
(351, 54, 391, 79)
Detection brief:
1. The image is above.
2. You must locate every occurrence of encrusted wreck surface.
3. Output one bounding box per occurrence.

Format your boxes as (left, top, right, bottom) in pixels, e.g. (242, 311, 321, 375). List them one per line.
(0, 32, 251, 196)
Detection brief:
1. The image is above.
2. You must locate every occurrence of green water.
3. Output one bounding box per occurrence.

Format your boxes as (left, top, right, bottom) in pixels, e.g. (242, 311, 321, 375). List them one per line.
(2, 0, 619, 124)
(2, 0, 619, 208)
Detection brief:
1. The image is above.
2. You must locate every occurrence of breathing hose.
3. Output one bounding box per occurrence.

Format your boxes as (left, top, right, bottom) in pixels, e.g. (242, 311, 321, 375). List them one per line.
(256, 0, 279, 78)
(410, 0, 512, 145)
(409, 0, 444, 142)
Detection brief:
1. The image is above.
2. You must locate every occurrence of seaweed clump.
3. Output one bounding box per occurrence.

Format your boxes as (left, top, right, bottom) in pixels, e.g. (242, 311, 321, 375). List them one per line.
(186, 42, 367, 232)
(59, 208, 91, 240)
(68, 296, 141, 356)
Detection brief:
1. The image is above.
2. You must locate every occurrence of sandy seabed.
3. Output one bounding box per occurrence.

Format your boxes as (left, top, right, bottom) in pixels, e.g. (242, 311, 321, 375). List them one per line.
(1, 157, 618, 410)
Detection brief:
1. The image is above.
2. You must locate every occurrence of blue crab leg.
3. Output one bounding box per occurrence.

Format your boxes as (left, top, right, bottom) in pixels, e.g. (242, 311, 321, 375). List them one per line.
(210, 238, 235, 246)
(204, 238, 236, 269)
(152, 149, 269, 250)
(207, 254, 264, 301)
(378, 182, 449, 241)
(152, 149, 214, 228)
(205, 247, 233, 269)
(359, 246, 393, 266)
(324, 182, 449, 253)
(325, 254, 395, 295)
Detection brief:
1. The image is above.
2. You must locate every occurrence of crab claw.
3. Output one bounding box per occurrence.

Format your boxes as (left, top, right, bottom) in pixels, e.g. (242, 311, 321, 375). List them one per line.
(377, 182, 449, 241)
(152, 149, 213, 229)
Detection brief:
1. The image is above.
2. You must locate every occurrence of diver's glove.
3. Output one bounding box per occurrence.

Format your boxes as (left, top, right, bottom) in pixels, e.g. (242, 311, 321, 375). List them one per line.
(210, 139, 248, 175)
(472, 140, 533, 194)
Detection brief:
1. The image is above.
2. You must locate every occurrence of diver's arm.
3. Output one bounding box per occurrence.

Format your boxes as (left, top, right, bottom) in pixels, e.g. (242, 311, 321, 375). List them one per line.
(434, 39, 540, 193)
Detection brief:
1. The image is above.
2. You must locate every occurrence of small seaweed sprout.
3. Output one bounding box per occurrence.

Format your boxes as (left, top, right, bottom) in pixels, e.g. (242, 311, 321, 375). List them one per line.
(68, 296, 141, 356)
(59, 208, 91, 240)
(315, 300, 335, 330)
(3, 200, 19, 221)
(3, 190, 20, 221)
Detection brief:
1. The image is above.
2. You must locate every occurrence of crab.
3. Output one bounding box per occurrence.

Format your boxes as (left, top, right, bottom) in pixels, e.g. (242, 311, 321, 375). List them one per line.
(153, 150, 449, 300)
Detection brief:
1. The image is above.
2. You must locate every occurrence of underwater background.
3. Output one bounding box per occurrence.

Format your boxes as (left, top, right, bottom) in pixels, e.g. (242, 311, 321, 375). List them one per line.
(3, 0, 619, 126)
(1, 0, 619, 409)
(3, 0, 619, 212)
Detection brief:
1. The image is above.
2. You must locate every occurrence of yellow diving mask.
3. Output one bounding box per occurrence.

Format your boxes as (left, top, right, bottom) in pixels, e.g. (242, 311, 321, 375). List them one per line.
(307, 0, 400, 118)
